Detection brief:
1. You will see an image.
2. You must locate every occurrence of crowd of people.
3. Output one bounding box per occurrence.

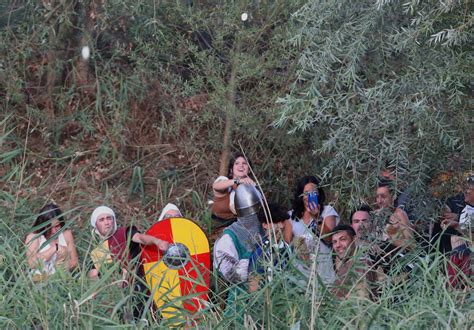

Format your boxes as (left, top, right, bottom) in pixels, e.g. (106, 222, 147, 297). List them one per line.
(211, 154, 472, 315)
(24, 152, 473, 321)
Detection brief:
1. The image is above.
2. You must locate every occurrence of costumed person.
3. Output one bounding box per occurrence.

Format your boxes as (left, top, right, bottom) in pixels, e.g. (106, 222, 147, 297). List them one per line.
(285, 175, 339, 285)
(158, 203, 182, 221)
(87, 206, 169, 320)
(25, 203, 78, 282)
(213, 184, 264, 319)
(211, 153, 256, 228)
(248, 203, 292, 293)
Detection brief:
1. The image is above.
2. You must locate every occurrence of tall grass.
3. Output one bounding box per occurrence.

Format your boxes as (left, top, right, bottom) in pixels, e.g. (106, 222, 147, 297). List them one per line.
(1, 198, 471, 328)
(0, 113, 471, 329)
(0, 107, 471, 328)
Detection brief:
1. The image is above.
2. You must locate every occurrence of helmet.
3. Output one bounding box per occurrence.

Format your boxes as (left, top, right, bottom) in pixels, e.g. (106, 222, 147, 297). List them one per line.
(235, 184, 262, 217)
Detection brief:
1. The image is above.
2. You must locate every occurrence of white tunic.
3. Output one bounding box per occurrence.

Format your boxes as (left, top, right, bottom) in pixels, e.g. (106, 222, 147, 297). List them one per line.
(213, 234, 250, 283)
(290, 205, 339, 284)
(32, 233, 67, 276)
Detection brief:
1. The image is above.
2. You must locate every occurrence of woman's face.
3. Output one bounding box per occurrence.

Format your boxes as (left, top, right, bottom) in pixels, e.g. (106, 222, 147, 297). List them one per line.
(302, 182, 320, 211)
(232, 156, 249, 179)
(48, 219, 62, 237)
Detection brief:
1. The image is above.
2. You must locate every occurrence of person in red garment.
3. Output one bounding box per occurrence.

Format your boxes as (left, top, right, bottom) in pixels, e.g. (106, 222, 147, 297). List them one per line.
(88, 206, 169, 320)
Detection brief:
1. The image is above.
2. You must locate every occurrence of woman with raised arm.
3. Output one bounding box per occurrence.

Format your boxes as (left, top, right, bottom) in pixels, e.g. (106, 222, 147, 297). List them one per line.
(25, 203, 78, 281)
(285, 175, 340, 284)
(211, 153, 256, 228)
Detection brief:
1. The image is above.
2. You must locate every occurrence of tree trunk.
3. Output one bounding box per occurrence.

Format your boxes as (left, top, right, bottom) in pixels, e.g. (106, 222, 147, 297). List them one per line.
(42, 0, 78, 118)
(75, 0, 99, 97)
(44, 47, 56, 119)
(218, 55, 238, 176)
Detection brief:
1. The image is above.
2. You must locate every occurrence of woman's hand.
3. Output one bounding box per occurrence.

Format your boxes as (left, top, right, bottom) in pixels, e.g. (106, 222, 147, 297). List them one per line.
(441, 218, 459, 230)
(307, 202, 320, 217)
(239, 177, 255, 185)
(156, 239, 169, 251)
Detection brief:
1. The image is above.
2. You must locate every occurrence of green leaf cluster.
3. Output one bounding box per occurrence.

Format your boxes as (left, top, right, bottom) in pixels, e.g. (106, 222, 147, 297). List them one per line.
(276, 0, 473, 216)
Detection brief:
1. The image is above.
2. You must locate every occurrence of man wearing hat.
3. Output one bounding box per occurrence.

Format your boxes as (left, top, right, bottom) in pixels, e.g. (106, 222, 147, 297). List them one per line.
(88, 206, 169, 320)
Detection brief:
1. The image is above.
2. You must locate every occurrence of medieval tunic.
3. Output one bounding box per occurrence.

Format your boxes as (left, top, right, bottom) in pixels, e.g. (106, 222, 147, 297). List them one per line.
(90, 226, 142, 278)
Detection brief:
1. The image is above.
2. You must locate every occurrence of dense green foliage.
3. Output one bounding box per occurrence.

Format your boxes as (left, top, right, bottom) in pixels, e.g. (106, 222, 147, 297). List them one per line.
(0, 0, 472, 328)
(276, 0, 473, 217)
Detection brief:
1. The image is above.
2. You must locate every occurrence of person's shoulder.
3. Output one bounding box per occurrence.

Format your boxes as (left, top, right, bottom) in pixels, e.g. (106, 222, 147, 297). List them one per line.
(219, 230, 232, 240)
(62, 229, 74, 239)
(322, 205, 339, 217)
(462, 204, 474, 213)
(25, 232, 39, 244)
(394, 207, 409, 219)
(290, 219, 305, 234)
(214, 233, 234, 252)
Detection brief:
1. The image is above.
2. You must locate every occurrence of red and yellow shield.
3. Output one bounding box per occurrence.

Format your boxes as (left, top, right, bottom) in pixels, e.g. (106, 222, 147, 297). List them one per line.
(141, 217, 210, 318)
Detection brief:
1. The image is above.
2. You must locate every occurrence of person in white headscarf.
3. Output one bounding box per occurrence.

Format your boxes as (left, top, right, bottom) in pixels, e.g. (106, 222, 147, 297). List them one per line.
(88, 205, 169, 279)
(88, 205, 170, 321)
(158, 203, 182, 221)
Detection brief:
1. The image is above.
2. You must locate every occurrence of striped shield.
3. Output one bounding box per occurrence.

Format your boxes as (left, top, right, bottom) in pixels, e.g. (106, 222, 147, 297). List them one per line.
(141, 217, 211, 318)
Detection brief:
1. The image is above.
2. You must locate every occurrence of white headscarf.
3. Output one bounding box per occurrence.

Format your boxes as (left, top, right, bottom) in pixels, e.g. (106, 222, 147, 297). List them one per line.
(90, 206, 117, 235)
(158, 203, 181, 221)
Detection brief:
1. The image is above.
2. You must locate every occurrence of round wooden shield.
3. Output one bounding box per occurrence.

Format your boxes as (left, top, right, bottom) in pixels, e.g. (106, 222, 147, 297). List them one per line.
(141, 217, 211, 318)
